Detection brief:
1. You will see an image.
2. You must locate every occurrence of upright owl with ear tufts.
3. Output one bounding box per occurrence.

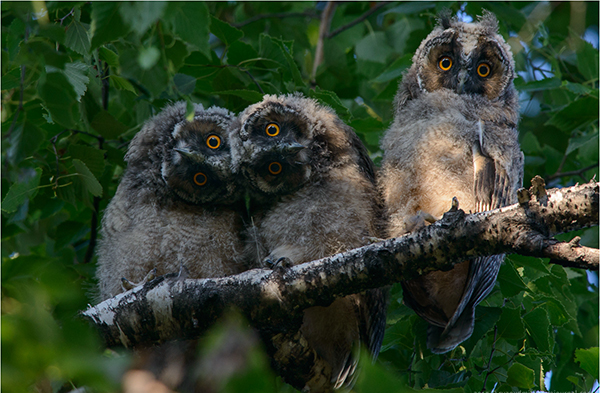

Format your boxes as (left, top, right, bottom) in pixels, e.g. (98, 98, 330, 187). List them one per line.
(96, 101, 246, 301)
(231, 93, 388, 392)
(379, 11, 524, 354)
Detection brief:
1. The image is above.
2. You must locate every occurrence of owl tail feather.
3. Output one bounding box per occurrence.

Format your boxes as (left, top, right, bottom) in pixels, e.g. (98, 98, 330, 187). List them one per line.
(426, 306, 476, 354)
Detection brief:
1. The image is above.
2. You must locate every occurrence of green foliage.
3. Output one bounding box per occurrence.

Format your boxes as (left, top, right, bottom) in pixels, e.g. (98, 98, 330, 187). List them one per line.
(1, 1, 598, 392)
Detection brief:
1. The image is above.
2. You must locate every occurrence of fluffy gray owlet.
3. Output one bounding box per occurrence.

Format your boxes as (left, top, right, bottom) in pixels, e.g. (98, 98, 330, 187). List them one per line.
(96, 101, 245, 300)
(379, 11, 524, 354)
(231, 94, 388, 392)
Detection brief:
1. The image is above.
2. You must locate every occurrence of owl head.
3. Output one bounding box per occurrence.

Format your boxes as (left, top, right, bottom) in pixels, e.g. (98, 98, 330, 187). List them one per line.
(126, 101, 240, 205)
(231, 93, 363, 197)
(398, 10, 516, 106)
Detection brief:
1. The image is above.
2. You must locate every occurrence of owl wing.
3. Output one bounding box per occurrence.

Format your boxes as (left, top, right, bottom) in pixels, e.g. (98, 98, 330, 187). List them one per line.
(434, 122, 518, 350)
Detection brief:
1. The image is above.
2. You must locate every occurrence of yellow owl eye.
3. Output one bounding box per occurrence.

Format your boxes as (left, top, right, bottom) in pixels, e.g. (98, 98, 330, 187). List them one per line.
(268, 162, 283, 175)
(439, 56, 452, 71)
(194, 172, 208, 186)
(265, 123, 280, 137)
(477, 63, 491, 78)
(206, 135, 221, 149)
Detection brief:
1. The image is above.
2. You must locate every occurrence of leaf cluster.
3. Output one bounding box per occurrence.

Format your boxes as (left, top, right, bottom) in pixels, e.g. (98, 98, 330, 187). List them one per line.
(1, 2, 598, 392)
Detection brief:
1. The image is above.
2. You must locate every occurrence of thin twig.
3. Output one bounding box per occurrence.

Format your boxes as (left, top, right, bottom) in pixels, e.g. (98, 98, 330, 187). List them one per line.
(311, 2, 337, 84)
(481, 326, 498, 392)
(244, 70, 265, 94)
(57, 8, 74, 25)
(83, 58, 109, 264)
(50, 130, 68, 189)
(232, 10, 318, 28)
(327, 2, 388, 39)
(548, 162, 599, 181)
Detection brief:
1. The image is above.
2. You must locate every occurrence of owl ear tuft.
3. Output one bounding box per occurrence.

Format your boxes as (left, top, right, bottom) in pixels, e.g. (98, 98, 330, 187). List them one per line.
(478, 9, 499, 33)
(437, 8, 453, 30)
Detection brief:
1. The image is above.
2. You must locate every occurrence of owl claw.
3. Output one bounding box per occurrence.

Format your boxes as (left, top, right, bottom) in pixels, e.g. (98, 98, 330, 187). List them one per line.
(403, 211, 438, 233)
(265, 256, 292, 269)
(120, 268, 157, 292)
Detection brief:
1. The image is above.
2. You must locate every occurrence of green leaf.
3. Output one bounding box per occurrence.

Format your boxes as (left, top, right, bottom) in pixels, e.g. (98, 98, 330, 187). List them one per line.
(523, 307, 551, 352)
(210, 16, 243, 46)
(515, 77, 562, 92)
(355, 32, 394, 64)
(259, 34, 305, 88)
(38, 71, 80, 129)
(119, 2, 167, 36)
(506, 363, 535, 389)
(575, 347, 599, 377)
(72, 159, 103, 197)
(576, 39, 599, 81)
(168, 2, 211, 58)
(497, 307, 525, 340)
(373, 54, 412, 83)
(108, 75, 137, 95)
(545, 96, 599, 133)
(380, 2, 436, 17)
(385, 17, 425, 55)
(63, 62, 90, 102)
(138, 46, 160, 70)
(6, 119, 46, 165)
(309, 88, 351, 120)
(90, 111, 128, 140)
(566, 131, 599, 155)
(520, 132, 542, 155)
(68, 145, 106, 178)
(215, 90, 264, 102)
(462, 306, 502, 356)
(99, 47, 119, 69)
(498, 260, 528, 297)
(65, 15, 90, 55)
(1, 168, 42, 214)
(173, 73, 196, 95)
(90, 2, 130, 50)
(227, 41, 260, 66)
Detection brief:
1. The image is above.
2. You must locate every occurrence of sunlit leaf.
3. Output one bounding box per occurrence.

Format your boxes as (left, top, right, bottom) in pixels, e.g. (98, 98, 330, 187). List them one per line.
(506, 363, 534, 389)
(575, 347, 599, 377)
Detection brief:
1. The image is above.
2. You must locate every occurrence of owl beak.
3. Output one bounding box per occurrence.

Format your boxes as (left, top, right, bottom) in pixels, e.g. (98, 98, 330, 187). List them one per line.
(174, 147, 205, 163)
(278, 141, 305, 155)
(457, 69, 467, 94)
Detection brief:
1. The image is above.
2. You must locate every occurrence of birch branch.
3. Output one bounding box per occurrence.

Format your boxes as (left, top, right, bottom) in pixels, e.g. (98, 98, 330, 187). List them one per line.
(82, 181, 599, 348)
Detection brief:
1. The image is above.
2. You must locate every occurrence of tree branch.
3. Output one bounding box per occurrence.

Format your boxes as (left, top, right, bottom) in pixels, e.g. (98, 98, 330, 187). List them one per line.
(327, 2, 388, 39)
(311, 1, 337, 84)
(232, 10, 318, 28)
(83, 181, 599, 348)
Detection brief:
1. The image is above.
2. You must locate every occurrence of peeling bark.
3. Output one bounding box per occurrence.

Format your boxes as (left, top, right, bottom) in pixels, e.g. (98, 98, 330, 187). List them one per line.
(83, 181, 599, 349)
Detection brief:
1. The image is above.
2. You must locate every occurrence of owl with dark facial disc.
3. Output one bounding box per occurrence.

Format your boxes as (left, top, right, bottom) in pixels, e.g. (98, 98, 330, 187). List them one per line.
(231, 93, 388, 392)
(97, 101, 245, 301)
(379, 11, 524, 354)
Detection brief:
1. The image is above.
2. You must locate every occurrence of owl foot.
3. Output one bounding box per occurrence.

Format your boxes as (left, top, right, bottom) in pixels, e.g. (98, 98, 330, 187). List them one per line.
(403, 211, 438, 233)
(265, 256, 293, 269)
(121, 268, 157, 291)
(363, 236, 385, 245)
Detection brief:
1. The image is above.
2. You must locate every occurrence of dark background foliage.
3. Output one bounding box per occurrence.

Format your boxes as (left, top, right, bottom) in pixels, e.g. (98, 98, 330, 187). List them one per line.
(1, 2, 598, 392)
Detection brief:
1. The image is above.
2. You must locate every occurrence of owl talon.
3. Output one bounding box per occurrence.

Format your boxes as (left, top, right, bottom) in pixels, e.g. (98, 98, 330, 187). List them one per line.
(264, 257, 292, 269)
(120, 268, 157, 292)
(403, 211, 438, 233)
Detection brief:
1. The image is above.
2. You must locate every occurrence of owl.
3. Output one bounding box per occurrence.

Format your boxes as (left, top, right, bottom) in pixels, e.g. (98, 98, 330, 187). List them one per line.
(378, 11, 524, 354)
(96, 100, 246, 300)
(230, 93, 388, 391)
